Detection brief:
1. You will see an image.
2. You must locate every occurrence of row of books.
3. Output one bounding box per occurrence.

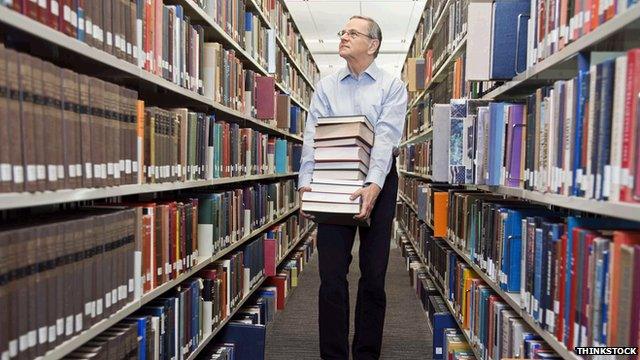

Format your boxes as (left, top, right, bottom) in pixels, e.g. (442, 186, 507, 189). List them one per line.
(441, 50, 640, 203)
(201, 43, 309, 131)
(3, 0, 206, 93)
(203, 233, 317, 359)
(0, 179, 306, 360)
(445, 188, 640, 350)
(61, 230, 317, 360)
(271, 0, 320, 85)
(0, 43, 306, 194)
(263, 215, 310, 276)
(397, 234, 475, 359)
(396, 212, 562, 359)
(526, 0, 640, 67)
(191, 0, 317, 107)
(0, 208, 139, 360)
(196, 178, 298, 258)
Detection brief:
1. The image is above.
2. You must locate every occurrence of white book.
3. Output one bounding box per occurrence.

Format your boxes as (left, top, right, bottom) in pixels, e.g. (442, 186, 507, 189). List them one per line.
(313, 169, 366, 182)
(310, 178, 365, 187)
(301, 201, 360, 214)
(314, 146, 370, 164)
(302, 191, 360, 204)
(317, 115, 373, 131)
(314, 161, 368, 172)
(465, 2, 493, 81)
(609, 55, 628, 202)
(314, 137, 371, 154)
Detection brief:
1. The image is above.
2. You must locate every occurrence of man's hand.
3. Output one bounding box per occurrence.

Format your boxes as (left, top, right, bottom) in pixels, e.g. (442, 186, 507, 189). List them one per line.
(351, 183, 381, 220)
(298, 186, 315, 219)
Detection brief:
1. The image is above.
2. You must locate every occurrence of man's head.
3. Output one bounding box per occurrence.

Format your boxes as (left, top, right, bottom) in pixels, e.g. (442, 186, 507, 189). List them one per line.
(338, 15, 382, 62)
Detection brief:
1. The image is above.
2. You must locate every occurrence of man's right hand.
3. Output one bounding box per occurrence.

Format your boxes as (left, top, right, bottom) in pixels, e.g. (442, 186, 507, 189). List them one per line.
(298, 186, 315, 219)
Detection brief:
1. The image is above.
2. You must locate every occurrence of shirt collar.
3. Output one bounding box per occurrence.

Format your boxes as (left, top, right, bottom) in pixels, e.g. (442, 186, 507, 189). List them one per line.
(339, 61, 380, 81)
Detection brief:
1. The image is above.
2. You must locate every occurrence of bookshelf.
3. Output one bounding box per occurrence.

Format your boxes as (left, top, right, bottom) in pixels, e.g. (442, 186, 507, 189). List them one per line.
(0, 6, 304, 142)
(399, 169, 431, 181)
(482, 3, 640, 100)
(441, 234, 580, 360)
(44, 205, 306, 359)
(0, 172, 299, 210)
(400, 126, 432, 147)
(0, 0, 318, 357)
(397, 223, 484, 360)
(184, 223, 316, 360)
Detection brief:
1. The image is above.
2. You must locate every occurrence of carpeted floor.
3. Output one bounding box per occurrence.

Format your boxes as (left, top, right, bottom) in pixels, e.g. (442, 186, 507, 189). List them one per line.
(265, 230, 433, 359)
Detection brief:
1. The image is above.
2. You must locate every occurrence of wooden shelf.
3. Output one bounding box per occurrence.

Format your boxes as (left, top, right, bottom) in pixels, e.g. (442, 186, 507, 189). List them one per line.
(276, 35, 317, 90)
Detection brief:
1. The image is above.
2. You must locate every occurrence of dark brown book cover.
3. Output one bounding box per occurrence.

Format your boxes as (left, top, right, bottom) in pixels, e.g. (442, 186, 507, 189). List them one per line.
(114, 0, 124, 60)
(30, 57, 49, 192)
(91, 0, 104, 50)
(154, 204, 163, 286)
(62, 68, 82, 190)
(89, 78, 104, 188)
(0, 44, 12, 193)
(0, 231, 9, 359)
(276, 93, 291, 130)
(4, 48, 23, 193)
(128, 0, 137, 65)
(78, 74, 93, 188)
(118, 87, 128, 185)
(143, 108, 155, 184)
(102, 0, 113, 55)
(167, 6, 174, 82)
(18, 53, 41, 192)
(83, 215, 97, 329)
(43, 62, 66, 191)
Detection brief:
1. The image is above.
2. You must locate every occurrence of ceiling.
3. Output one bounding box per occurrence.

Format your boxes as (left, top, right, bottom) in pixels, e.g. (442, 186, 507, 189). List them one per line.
(284, 0, 427, 78)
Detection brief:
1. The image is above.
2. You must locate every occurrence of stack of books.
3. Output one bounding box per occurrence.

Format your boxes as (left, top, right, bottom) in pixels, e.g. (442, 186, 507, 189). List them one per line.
(301, 115, 374, 226)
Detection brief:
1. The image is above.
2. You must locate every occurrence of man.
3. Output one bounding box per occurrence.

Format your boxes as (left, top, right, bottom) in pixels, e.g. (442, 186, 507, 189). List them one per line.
(297, 15, 408, 360)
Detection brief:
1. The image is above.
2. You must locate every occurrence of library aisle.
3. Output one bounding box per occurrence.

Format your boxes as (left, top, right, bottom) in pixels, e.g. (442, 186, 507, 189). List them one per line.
(265, 234, 432, 360)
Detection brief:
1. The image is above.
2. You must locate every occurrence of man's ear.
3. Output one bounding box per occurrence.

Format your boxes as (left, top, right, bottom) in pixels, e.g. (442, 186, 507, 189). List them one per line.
(368, 39, 379, 56)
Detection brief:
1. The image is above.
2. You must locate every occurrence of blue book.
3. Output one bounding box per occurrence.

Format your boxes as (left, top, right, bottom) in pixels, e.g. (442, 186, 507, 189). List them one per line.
(275, 140, 287, 174)
(130, 317, 149, 360)
(572, 53, 590, 196)
(533, 227, 544, 324)
(488, 103, 506, 185)
(596, 59, 614, 200)
(218, 322, 266, 360)
(490, 0, 530, 79)
(138, 306, 167, 360)
(432, 312, 457, 359)
(245, 12, 253, 31)
(599, 248, 610, 345)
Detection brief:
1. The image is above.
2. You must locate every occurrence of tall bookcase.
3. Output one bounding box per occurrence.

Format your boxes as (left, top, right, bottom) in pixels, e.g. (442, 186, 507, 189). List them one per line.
(399, 0, 640, 358)
(0, 0, 317, 358)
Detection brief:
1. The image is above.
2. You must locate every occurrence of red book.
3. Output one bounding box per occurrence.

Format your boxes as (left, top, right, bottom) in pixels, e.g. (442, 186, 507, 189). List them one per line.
(579, 231, 596, 347)
(556, 233, 567, 342)
(567, 227, 582, 350)
(154, 0, 162, 76)
(47, 0, 59, 29)
(265, 275, 287, 310)
(255, 76, 276, 120)
(629, 245, 640, 347)
(621, 49, 640, 202)
(142, 213, 153, 293)
(264, 237, 277, 277)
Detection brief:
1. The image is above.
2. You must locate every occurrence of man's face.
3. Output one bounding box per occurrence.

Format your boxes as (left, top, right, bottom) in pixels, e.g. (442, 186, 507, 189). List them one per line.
(338, 18, 377, 60)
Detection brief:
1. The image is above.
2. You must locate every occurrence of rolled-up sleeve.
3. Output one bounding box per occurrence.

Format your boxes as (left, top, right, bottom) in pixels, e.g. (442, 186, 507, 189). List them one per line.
(297, 81, 329, 189)
(365, 78, 408, 189)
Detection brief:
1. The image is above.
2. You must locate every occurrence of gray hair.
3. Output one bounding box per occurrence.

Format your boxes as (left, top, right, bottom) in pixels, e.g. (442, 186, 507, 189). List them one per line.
(349, 15, 382, 58)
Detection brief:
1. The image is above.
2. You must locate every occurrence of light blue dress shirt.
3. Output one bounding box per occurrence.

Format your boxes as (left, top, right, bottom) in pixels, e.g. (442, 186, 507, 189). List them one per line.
(298, 61, 408, 190)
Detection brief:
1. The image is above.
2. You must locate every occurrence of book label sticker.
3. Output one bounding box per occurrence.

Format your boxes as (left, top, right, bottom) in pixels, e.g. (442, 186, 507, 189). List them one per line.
(56, 318, 63, 336)
(0, 164, 11, 181)
(8, 340, 17, 357)
(105, 293, 111, 309)
(68, 164, 76, 178)
(2, 350, 8, 360)
(57, 164, 64, 180)
(27, 330, 36, 348)
(75, 314, 82, 333)
(48, 326, 56, 344)
(85, 20, 92, 35)
(111, 289, 117, 304)
(19, 334, 27, 352)
(125, 160, 132, 174)
(12, 166, 23, 184)
(65, 316, 73, 336)
(38, 327, 47, 345)
(37, 0, 45, 7)
(96, 299, 103, 316)
(129, 278, 134, 293)
(36, 164, 47, 180)
(75, 164, 81, 178)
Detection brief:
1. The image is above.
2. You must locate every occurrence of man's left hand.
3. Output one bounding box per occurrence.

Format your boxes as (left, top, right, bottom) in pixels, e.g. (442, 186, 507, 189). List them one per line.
(350, 183, 382, 220)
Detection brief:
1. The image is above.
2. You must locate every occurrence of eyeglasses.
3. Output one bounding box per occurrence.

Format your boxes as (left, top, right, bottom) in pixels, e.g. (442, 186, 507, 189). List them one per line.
(337, 29, 373, 39)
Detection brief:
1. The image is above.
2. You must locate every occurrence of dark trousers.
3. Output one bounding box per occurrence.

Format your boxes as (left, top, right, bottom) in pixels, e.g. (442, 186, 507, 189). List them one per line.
(317, 163, 398, 360)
